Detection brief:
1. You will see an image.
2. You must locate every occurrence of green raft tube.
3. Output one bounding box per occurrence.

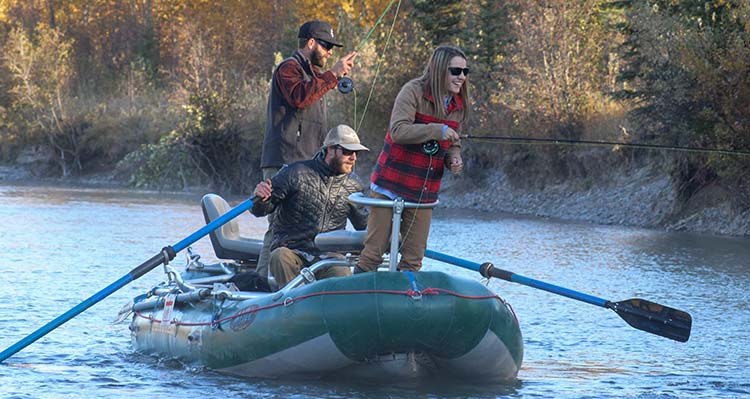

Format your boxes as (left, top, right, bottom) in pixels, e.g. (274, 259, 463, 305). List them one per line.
(126, 194, 523, 382)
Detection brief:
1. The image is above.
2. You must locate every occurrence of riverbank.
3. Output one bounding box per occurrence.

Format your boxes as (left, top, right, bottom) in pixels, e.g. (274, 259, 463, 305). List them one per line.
(2, 161, 748, 237)
(438, 163, 750, 237)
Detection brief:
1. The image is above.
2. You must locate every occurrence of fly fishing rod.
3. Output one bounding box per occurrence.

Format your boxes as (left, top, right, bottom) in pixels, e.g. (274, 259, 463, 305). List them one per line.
(338, 0, 401, 94)
(461, 135, 750, 157)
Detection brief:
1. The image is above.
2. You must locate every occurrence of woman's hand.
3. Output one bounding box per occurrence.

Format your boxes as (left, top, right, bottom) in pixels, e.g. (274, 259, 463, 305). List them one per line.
(449, 156, 463, 175)
(443, 128, 461, 143)
(442, 126, 460, 142)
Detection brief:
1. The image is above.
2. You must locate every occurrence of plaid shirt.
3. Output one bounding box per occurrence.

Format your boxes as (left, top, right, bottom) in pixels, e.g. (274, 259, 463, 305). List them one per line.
(261, 50, 338, 168)
(372, 113, 462, 203)
(274, 52, 338, 108)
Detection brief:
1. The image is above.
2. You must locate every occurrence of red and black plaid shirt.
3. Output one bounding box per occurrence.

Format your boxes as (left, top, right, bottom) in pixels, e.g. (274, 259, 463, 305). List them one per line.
(372, 113, 461, 203)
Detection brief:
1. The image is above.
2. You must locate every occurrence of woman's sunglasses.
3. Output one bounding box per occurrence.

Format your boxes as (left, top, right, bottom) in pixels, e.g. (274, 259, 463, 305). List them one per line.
(448, 67, 470, 76)
(316, 39, 335, 51)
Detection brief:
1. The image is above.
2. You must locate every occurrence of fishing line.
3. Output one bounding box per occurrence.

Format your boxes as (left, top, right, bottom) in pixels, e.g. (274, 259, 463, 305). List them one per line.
(462, 135, 750, 157)
(395, 153, 434, 270)
(354, 0, 400, 53)
(336, 0, 403, 132)
(337, 0, 399, 93)
(355, 0, 401, 132)
(337, 0, 428, 268)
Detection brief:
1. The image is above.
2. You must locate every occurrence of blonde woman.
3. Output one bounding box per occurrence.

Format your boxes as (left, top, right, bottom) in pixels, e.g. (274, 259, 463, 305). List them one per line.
(356, 45, 469, 273)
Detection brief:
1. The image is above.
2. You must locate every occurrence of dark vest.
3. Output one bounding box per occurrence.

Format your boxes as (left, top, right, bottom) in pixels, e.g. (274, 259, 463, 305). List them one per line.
(261, 51, 328, 168)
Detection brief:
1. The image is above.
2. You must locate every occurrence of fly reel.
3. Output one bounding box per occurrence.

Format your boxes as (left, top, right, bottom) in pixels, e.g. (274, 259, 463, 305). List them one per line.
(338, 77, 354, 94)
(422, 140, 440, 155)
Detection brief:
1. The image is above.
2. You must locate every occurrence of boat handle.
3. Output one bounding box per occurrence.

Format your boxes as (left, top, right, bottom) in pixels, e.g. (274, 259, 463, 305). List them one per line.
(347, 192, 439, 209)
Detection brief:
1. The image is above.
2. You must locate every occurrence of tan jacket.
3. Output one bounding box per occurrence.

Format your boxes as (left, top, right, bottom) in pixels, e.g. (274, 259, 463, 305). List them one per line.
(388, 78, 464, 160)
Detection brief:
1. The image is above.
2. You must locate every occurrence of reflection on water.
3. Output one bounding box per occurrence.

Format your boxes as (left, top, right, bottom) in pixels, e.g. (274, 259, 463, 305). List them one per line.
(1, 184, 749, 398)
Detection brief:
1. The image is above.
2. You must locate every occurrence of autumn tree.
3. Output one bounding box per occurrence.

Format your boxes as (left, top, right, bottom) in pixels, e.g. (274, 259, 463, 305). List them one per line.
(500, 0, 625, 139)
(3, 25, 87, 176)
(618, 0, 750, 202)
(460, 0, 514, 132)
(412, 0, 465, 45)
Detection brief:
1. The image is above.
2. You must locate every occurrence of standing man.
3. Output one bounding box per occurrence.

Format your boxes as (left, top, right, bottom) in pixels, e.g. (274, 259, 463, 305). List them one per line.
(257, 20, 357, 279)
(252, 125, 369, 288)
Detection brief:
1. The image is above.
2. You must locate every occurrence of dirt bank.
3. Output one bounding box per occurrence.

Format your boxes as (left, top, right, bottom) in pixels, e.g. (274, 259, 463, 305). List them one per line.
(439, 164, 750, 237)
(4, 161, 748, 237)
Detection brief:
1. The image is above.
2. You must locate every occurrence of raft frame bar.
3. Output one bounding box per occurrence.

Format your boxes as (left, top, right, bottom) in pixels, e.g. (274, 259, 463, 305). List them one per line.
(348, 192, 438, 271)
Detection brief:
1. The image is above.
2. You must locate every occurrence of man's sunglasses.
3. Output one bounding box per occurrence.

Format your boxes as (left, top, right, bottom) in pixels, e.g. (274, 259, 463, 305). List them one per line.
(316, 39, 335, 51)
(448, 67, 470, 76)
(336, 146, 357, 156)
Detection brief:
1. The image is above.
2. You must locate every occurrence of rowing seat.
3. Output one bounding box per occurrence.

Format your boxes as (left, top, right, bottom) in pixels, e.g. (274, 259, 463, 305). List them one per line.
(314, 230, 366, 253)
(201, 193, 262, 263)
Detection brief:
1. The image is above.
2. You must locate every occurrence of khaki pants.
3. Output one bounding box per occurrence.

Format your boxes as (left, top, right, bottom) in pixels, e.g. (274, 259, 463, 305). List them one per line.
(357, 192, 432, 272)
(255, 167, 281, 279)
(270, 247, 352, 288)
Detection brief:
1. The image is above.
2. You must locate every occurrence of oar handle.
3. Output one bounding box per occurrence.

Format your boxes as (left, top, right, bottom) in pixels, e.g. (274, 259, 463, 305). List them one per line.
(424, 249, 608, 308)
(0, 196, 256, 363)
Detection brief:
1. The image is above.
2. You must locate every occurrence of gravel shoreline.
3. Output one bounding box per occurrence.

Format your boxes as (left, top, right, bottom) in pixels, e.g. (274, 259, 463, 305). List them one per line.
(438, 166, 750, 237)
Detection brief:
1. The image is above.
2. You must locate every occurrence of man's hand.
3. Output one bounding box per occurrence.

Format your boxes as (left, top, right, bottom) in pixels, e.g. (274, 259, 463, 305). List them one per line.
(253, 179, 273, 201)
(330, 52, 357, 78)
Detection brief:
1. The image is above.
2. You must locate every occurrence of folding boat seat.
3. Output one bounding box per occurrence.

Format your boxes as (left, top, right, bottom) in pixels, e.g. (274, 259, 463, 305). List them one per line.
(200, 193, 263, 264)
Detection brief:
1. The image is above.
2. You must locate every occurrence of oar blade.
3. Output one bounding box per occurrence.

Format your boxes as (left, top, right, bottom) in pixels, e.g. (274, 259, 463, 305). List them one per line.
(611, 298, 692, 342)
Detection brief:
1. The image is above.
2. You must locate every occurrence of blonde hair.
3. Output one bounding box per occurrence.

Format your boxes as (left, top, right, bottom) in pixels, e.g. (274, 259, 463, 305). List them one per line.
(419, 45, 470, 120)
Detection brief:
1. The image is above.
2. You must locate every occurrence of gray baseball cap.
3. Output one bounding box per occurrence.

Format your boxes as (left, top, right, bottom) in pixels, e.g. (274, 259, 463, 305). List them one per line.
(323, 125, 369, 151)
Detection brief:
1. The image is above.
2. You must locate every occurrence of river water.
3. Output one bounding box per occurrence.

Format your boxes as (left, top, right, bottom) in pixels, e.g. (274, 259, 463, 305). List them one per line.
(0, 183, 748, 399)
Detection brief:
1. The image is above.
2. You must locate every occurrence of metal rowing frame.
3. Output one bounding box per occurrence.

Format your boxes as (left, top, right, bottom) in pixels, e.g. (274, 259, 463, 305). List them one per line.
(347, 192, 438, 272)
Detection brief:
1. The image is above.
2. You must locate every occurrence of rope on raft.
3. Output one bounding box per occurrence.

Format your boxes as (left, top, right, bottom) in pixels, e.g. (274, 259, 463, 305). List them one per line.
(133, 287, 516, 327)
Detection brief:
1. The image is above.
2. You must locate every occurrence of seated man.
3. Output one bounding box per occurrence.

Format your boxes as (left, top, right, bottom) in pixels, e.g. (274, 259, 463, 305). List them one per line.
(251, 125, 369, 288)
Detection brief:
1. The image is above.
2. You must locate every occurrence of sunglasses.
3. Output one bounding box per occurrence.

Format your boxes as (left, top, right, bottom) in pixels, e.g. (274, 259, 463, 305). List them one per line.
(316, 39, 335, 51)
(336, 146, 357, 156)
(448, 67, 470, 76)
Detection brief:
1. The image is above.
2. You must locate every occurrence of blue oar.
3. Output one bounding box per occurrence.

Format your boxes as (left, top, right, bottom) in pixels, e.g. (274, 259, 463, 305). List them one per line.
(424, 249, 692, 343)
(0, 196, 256, 363)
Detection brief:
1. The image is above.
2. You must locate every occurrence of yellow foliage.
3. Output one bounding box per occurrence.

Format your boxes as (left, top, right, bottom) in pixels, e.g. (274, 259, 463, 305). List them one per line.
(0, 0, 400, 53)
(0, 0, 9, 23)
(295, 0, 398, 30)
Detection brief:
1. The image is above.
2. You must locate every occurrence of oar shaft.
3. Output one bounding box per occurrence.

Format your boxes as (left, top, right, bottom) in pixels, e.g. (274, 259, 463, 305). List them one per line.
(0, 273, 132, 363)
(509, 273, 608, 308)
(424, 249, 480, 272)
(424, 249, 607, 307)
(172, 196, 256, 253)
(0, 196, 256, 363)
(424, 249, 691, 342)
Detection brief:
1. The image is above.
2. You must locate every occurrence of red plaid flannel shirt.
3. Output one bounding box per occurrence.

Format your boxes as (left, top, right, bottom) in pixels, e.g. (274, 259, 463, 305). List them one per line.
(372, 113, 461, 203)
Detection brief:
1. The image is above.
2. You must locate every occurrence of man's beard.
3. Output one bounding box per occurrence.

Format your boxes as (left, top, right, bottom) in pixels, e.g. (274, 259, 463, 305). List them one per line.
(311, 50, 326, 68)
(330, 156, 352, 174)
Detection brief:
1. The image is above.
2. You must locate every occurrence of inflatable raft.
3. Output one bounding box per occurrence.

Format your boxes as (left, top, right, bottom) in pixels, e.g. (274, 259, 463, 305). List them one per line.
(127, 194, 523, 382)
